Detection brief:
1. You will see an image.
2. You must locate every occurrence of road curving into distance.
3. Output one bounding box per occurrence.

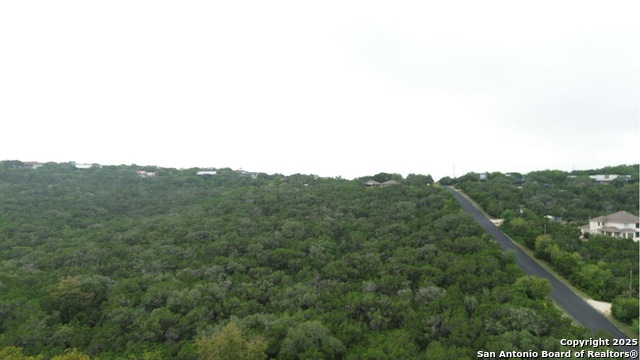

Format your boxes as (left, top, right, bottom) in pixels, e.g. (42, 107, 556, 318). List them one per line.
(445, 187, 639, 358)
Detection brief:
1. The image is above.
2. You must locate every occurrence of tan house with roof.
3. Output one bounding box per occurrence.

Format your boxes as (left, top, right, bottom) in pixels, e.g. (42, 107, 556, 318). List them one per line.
(22, 161, 44, 169)
(364, 179, 399, 187)
(581, 211, 640, 241)
(365, 180, 381, 186)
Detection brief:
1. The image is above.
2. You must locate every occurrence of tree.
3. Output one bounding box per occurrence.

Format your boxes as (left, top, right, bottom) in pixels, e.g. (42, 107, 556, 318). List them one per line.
(346, 330, 419, 359)
(49, 276, 95, 324)
(405, 174, 434, 186)
(550, 249, 581, 278)
(573, 263, 615, 300)
(0, 347, 43, 360)
(196, 322, 267, 360)
(370, 173, 402, 183)
(514, 276, 551, 301)
(611, 297, 639, 324)
(438, 176, 455, 186)
(534, 235, 554, 261)
(279, 321, 346, 359)
(51, 349, 92, 360)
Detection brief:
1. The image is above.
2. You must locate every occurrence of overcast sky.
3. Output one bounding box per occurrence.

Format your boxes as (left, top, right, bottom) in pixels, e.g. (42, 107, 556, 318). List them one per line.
(1, 1, 638, 180)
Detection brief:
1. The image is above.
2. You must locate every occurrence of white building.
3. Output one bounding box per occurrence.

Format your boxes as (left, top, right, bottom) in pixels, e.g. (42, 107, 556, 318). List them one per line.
(235, 169, 258, 179)
(581, 211, 640, 241)
(137, 170, 158, 177)
(22, 161, 43, 169)
(588, 174, 631, 183)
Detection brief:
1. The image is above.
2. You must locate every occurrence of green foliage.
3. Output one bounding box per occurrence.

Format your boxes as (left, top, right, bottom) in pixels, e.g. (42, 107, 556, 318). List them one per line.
(456, 165, 639, 302)
(196, 322, 266, 360)
(405, 173, 434, 186)
(0, 346, 43, 360)
(49, 276, 98, 324)
(279, 321, 345, 360)
(514, 276, 551, 301)
(572, 263, 616, 301)
(457, 165, 639, 221)
(611, 297, 640, 324)
(438, 176, 455, 186)
(50, 348, 92, 360)
(0, 162, 612, 358)
(345, 329, 418, 359)
(368, 172, 402, 183)
(550, 250, 581, 278)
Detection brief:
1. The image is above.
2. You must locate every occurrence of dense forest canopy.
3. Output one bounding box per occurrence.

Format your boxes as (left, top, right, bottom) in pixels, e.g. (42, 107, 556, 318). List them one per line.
(0, 161, 628, 359)
(449, 165, 639, 222)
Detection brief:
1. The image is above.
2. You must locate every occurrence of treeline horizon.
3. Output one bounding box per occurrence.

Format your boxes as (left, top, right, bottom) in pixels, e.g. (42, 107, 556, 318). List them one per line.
(4, 159, 638, 184)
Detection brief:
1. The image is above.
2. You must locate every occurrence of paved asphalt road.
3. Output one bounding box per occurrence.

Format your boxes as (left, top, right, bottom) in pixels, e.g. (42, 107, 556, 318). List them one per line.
(446, 187, 639, 358)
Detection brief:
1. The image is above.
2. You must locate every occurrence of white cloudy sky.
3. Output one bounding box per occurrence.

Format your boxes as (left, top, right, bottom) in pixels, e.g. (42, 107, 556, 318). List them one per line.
(1, 1, 638, 180)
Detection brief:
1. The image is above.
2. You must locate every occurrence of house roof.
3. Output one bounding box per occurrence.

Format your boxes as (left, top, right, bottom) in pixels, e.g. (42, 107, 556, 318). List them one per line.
(365, 180, 380, 185)
(588, 174, 630, 182)
(598, 226, 624, 232)
(590, 211, 639, 224)
(381, 180, 399, 185)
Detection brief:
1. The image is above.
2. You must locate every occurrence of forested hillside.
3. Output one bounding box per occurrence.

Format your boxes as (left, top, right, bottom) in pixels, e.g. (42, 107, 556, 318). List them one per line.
(0, 162, 618, 359)
(453, 165, 639, 328)
(453, 165, 639, 222)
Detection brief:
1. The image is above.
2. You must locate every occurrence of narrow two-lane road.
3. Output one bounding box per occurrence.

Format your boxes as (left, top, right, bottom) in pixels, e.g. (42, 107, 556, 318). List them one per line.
(446, 187, 638, 357)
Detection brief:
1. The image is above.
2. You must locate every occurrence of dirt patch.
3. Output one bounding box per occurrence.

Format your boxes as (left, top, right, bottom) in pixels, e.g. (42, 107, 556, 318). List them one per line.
(586, 299, 611, 316)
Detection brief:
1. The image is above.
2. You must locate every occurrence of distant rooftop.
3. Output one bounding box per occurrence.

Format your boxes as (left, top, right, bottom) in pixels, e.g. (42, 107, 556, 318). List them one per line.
(588, 174, 631, 182)
(589, 211, 639, 224)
